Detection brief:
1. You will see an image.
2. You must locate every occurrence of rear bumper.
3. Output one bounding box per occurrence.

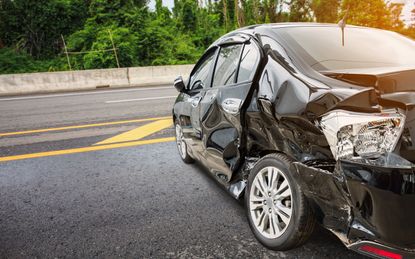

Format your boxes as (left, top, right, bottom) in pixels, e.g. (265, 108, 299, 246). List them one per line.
(292, 152, 415, 257)
(340, 154, 415, 249)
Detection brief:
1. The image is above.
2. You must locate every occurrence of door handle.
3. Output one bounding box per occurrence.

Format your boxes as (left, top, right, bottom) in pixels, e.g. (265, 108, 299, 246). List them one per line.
(191, 96, 202, 107)
(222, 98, 242, 115)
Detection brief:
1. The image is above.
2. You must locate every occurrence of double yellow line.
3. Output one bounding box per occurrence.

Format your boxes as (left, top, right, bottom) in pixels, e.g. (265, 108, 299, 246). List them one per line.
(0, 116, 175, 162)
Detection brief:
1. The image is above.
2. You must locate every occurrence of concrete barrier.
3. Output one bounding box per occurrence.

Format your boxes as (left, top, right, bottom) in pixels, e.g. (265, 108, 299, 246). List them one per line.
(129, 65, 194, 87)
(0, 64, 195, 96)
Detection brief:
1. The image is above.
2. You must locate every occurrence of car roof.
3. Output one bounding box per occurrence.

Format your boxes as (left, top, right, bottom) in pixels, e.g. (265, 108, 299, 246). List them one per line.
(210, 22, 382, 47)
(238, 22, 369, 31)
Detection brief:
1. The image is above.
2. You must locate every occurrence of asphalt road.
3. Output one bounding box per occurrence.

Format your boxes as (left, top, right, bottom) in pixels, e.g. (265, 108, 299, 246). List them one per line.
(0, 86, 365, 258)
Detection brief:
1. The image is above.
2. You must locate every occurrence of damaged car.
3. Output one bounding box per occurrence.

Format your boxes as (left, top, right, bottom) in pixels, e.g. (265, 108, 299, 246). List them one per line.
(172, 23, 415, 259)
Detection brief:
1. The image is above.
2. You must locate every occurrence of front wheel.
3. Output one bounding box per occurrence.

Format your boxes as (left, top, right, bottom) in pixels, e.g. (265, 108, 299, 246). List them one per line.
(174, 121, 194, 164)
(245, 153, 315, 251)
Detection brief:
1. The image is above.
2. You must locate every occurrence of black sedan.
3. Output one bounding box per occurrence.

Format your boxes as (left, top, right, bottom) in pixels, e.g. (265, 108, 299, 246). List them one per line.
(172, 23, 415, 259)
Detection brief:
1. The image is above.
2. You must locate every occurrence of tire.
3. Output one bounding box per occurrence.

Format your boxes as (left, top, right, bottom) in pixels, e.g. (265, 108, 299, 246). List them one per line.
(174, 121, 194, 164)
(245, 153, 315, 251)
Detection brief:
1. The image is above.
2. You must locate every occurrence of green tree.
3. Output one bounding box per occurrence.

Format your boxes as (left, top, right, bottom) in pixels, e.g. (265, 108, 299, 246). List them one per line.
(389, 2, 405, 31)
(0, 48, 65, 74)
(0, 0, 88, 58)
(311, 0, 339, 23)
(82, 27, 139, 69)
(193, 7, 224, 48)
(289, 0, 313, 22)
(177, 0, 198, 32)
(340, 0, 393, 29)
(1, 0, 413, 74)
(66, 0, 149, 69)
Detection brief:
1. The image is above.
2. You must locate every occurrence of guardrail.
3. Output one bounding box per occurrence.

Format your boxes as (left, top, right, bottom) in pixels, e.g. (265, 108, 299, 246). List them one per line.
(0, 64, 194, 96)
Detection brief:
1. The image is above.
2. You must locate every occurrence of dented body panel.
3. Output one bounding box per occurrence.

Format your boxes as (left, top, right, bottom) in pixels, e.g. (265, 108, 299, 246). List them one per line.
(172, 23, 415, 258)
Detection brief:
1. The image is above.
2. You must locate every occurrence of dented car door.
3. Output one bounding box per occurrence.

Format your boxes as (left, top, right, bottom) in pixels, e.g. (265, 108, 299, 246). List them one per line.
(200, 41, 260, 183)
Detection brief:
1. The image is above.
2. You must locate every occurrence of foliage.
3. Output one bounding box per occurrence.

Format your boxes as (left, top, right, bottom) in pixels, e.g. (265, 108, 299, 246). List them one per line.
(289, 0, 313, 22)
(312, 0, 340, 23)
(0, 0, 88, 58)
(1, 0, 415, 74)
(340, 0, 394, 29)
(0, 48, 65, 74)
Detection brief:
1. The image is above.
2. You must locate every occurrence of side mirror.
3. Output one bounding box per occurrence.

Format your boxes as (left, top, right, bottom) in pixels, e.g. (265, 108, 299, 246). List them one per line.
(192, 80, 204, 91)
(174, 76, 186, 92)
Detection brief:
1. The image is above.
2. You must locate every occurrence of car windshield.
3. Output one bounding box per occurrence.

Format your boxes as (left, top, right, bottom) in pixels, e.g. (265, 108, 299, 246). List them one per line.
(273, 26, 415, 71)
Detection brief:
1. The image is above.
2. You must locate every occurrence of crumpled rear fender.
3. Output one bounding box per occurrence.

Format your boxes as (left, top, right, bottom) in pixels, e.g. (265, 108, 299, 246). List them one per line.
(290, 154, 415, 250)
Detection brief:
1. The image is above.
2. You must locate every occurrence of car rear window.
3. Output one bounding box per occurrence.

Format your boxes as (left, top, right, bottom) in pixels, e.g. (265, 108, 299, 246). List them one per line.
(274, 26, 415, 71)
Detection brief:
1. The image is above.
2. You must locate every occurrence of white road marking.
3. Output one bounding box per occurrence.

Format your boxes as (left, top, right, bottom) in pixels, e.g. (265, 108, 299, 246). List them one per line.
(0, 86, 172, 101)
(105, 96, 177, 104)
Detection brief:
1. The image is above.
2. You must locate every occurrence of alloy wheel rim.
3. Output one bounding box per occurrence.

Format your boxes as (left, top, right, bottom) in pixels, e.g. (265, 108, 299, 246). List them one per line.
(249, 166, 293, 239)
(175, 124, 187, 159)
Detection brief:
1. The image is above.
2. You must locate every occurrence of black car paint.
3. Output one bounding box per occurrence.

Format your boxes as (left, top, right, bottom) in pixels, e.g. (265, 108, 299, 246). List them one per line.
(172, 24, 415, 257)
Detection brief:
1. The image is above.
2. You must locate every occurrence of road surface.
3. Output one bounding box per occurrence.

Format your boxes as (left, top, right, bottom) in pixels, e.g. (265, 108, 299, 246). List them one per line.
(0, 86, 364, 258)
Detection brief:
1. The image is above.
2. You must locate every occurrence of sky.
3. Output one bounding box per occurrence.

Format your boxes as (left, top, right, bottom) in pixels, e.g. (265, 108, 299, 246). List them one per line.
(398, 0, 415, 26)
(148, 0, 175, 11)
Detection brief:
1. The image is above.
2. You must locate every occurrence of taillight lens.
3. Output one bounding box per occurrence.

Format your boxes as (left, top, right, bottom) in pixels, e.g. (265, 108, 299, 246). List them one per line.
(359, 245, 403, 259)
(320, 109, 405, 160)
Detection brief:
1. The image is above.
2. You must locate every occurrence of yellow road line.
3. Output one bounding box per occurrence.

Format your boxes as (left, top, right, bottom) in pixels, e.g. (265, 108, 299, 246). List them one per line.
(0, 116, 171, 137)
(0, 137, 175, 162)
(95, 119, 173, 145)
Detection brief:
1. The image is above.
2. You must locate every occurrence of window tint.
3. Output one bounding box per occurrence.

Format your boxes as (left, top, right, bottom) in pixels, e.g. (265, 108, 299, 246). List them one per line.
(213, 45, 243, 87)
(237, 42, 260, 83)
(273, 27, 415, 71)
(189, 51, 216, 89)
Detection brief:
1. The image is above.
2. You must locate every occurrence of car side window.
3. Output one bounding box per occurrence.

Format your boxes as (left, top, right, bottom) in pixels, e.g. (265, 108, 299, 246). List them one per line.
(189, 51, 216, 90)
(237, 42, 260, 83)
(212, 44, 243, 87)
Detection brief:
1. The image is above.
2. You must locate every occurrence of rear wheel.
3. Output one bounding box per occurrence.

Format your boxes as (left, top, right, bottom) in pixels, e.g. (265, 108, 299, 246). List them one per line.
(174, 121, 194, 164)
(246, 153, 315, 250)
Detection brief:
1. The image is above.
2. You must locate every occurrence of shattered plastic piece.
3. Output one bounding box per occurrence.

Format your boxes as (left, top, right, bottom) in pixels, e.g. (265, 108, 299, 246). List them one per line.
(228, 180, 247, 199)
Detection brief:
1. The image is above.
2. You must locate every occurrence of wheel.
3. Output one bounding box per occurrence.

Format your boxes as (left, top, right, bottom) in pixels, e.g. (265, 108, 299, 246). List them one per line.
(245, 153, 315, 251)
(174, 121, 194, 164)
